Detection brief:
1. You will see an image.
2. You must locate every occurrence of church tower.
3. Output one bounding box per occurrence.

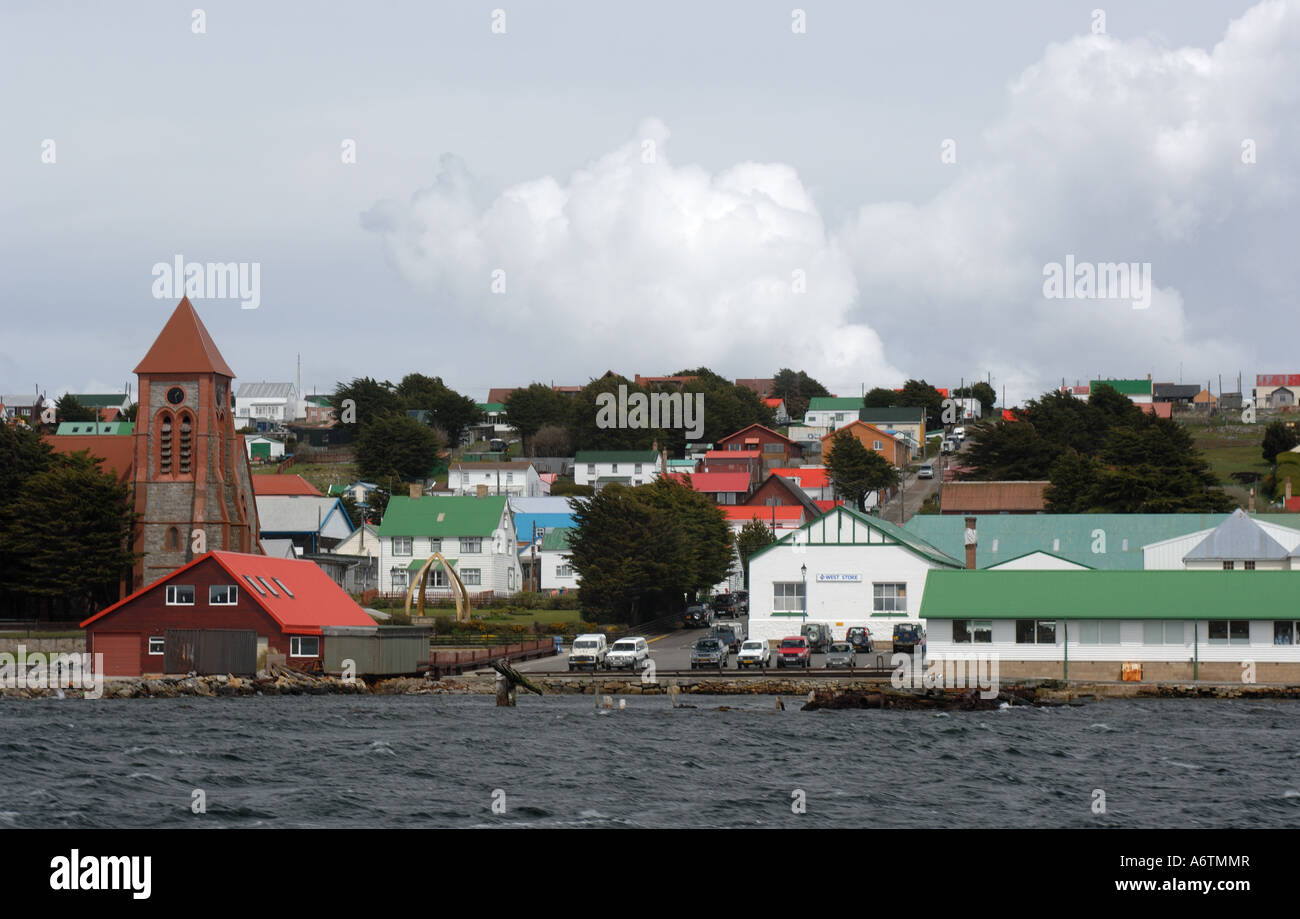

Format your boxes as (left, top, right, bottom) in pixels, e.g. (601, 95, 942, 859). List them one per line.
(131, 297, 261, 587)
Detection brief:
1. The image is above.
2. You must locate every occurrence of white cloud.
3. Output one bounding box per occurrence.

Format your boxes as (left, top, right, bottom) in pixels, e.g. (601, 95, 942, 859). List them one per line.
(362, 118, 900, 396)
(838, 0, 1300, 400)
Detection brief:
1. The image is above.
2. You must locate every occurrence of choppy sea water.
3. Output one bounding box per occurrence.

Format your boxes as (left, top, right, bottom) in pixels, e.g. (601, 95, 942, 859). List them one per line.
(2, 695, 1298, 828)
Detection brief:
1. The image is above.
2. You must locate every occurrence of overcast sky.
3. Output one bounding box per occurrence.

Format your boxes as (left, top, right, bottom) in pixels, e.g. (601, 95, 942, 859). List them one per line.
(2, 0, 1294, 405)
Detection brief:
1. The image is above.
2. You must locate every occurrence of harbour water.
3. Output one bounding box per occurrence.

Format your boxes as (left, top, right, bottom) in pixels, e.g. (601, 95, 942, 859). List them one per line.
(3, 695, 1298, 828)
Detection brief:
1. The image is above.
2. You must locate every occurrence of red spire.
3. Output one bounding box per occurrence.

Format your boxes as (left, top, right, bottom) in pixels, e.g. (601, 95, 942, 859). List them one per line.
(133, 296, 236, 377)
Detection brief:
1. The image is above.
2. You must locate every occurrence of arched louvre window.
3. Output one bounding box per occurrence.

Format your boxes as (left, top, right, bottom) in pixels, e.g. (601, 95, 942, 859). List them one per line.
(179, 412, 193, 474)
(159, 412, 173, 475)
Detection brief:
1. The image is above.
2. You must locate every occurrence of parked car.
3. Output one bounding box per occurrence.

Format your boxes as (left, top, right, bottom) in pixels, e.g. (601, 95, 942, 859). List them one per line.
(941, 439, 956, 454)
(684, 604, 714, 629)
(690, 637, 729, 669)
(712, 620, 746, 653)
(800, 622, 835, 653)
(917, 464, 934, 479)
(776, 636, 811, 669)
(606, 637, 650, 671)
(892, 623, 924, 654)
(845, 626, 874, 653)
(737, 639, 770, 669)
(825, 642, 857, 669)
(712, 594, 738, 618)
(734, 590, 749, 614)
(952, 426, 966, 440)
(568, 633, 609, 671)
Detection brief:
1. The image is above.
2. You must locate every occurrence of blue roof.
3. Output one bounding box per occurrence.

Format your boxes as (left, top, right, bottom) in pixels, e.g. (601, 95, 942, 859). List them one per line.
(513, 512, 577, 543)
(903, 513, 1300, 570)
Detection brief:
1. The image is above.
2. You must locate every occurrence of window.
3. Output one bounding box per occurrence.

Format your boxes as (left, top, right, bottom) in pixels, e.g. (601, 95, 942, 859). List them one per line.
(1208, 620, 1250, 645)
(148, 637, 164, 656)
(1076, 620, 1121, 644)
(873, 440, 883, 451)
(209, 585, 238, 605)
(429, 538, 442, 554)
(390, 569, 408, 591)
(1244, 560, 1256, 570)
(773, 582, 805, 613)
(1143, 621, 1185, 645)
(611, 463, 619, 473)
(462, 538, 482, 553)
(393, 537, 413, 556)
(242, 574, 266, 595)
(764, 443, 783, 453)
(1274, 622, 1299, 646)
(271, 578, 293, 598)
(1223, 561, 1234, 570)
(289, 636, 320, 657)
(461, 568, 482, 586)
(635, 464, 643, 474)
(1015, 620, 1057, 644)
(587, 464, 596, 475)
(557, 565, 573, 578)
(165, 527, 180, 551)
(165, 585, 195, 605)
(506, 473, 514, 484)
(873, 583, 907, 613)
(953, 620, 992, 643)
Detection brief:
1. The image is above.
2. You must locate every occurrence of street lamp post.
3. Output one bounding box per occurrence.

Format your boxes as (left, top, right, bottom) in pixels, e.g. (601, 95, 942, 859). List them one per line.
(801, 563, 807, 626)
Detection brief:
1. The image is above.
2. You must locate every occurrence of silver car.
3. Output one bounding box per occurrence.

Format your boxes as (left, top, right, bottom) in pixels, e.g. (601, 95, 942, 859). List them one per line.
(824, 641, 857, 669)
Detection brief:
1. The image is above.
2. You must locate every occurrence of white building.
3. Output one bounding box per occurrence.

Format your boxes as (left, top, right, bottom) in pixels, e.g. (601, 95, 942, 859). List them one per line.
(447, 461, 543, 497)
(573, 450, 661, 490)
(1141, 510, 1300, 570)
(537, 527, 580, 592)
(746, 505, 963, 644)
(375, 495, 521, 597)
(244, 435, 286, 461)
(235, 382, 299, 426)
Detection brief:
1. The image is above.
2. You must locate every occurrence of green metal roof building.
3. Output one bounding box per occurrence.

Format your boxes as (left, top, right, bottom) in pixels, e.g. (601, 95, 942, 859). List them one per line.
(1089, 379, 1153, 397)
(55, 421, 133, 435)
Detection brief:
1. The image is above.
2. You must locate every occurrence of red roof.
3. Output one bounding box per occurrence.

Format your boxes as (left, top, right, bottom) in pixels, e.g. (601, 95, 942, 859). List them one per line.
(667, 471, 753, 493)
(44, 434, 136, 484)
(723, 506, 805, 523)
(1137, 402, 1174, 419)
(81, 551, 375, 634)
(716, 423, 798, 448)
(704, 449, 760, 460)
(762, 398, 784, 408)
(253, 474, 323, 496)
(133, 297, 236, 377)
(814, 499, 845, 512)
(1001, 409, 1020, 421)
(772, 467, 830, 488)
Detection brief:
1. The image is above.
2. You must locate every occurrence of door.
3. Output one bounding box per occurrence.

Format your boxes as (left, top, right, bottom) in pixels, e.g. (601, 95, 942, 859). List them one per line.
(95, 633, 141, 676)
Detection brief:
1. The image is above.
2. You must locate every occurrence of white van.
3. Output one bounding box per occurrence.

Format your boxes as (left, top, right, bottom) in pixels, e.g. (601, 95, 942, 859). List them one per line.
(568, 634, 609, 671)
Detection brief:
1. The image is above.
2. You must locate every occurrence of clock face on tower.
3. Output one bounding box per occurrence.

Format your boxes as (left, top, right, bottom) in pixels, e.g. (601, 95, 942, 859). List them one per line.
(166, 386, 185, 406)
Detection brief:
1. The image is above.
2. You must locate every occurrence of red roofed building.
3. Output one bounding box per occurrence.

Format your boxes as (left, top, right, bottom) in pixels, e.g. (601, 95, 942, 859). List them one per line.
(81, 550, 375, 676)
(722, 505, 807, 532)
(252, 474, 324, 497)
(715, 423, 803, 472)
(771, 466, 832, 501)
(703, 449, 762, 489)
(44, 435, 137, 485)
(667, 471, 753, 504)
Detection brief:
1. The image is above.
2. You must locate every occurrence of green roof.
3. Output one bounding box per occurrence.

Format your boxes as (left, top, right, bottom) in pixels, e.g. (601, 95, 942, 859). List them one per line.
(377, 495, 508, 538)
(921, 570, 1300, 620)
(539, 527, 573, 551)
(749, 504, 962, 569)
(305, 395, 332, 406)
(575, 450, 659, 463)
(1090, 379, 1153, 396)
(69, 394, 128, 408)
(478, 403, 506, 412)
(407, 557, 458, 572)
(55, 421, 133, 435)
(903, 513, 1300, 570)
(806, 397, 865, 412)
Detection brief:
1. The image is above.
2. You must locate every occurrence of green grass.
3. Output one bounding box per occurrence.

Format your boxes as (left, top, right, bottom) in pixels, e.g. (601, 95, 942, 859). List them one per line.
(0, 631, 84, 639)
(253, 462, 359, 494)
(415, 608, 583, 626)
(1187, 425, 1269, 485)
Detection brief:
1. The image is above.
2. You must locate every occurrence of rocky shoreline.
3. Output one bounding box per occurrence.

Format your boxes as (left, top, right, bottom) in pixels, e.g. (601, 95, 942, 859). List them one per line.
(5, 668, 1300, 701)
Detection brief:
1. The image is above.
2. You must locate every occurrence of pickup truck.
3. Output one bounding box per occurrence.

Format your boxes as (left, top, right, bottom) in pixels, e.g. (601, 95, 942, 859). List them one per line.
(605, 637, 649, 671)
(568, 633, 609, 671)
(775, 636, 811, 669)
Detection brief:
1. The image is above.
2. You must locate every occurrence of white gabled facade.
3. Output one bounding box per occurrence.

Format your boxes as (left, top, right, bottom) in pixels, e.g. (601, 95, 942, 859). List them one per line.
(447, 462, 543, 497)
(376, 496, 522, 597)
(746, 505, 963, 644)
(573, 451, 661, 489)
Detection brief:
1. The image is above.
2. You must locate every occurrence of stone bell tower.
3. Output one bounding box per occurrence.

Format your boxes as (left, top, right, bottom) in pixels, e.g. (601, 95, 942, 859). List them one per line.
(131, 297, 261, 587)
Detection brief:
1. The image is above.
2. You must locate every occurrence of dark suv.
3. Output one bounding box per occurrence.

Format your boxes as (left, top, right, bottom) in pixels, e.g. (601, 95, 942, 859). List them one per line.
(684, 604, 714, 629)
(846, 626, 874, 653)
(892, 623, 924, 654)
(711, 594, 738, 618)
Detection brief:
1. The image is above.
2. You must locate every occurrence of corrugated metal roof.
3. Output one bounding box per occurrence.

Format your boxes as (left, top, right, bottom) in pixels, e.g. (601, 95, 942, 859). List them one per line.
(750, 504, 961, 568)
(252, 474, 323, 496)
(44, 434, 135, 483)
(539, 527, 573, 551)
(1182, 509, 1289, 560)
(70, 393, 129, 408)
(858, 407, 926, 423)
(236, 381, 296, 399)
(1090, 378, 1152, 396)
(377, 495, 508, 538)
(667, 471, 752, 493)
(904, 513, 1300, 570)
(255, 496, 352, 534)
(921, 569, 1300, 619)
(807, 397, 865, 411)
(940, 481, 1048, 513)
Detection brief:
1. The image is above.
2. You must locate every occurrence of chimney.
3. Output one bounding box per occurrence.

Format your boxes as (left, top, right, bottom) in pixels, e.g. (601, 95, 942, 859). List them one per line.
(408, 483, 421, 499)
(964, 516, 977, 570)
(1249, 487, 1256, 513)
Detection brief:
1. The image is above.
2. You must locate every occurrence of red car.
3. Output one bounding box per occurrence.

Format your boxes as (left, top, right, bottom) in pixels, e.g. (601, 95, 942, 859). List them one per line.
(776, 636, 811, 669)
